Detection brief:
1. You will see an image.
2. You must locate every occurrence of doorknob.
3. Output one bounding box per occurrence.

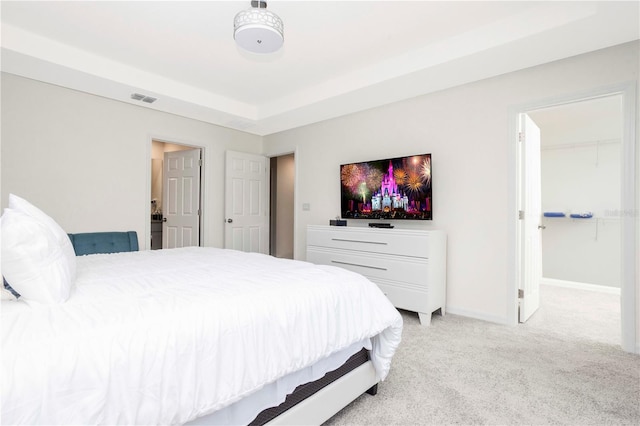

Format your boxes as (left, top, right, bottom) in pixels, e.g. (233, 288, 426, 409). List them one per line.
(538, 224, 546, 229)
(227, 218, 233, 223)
(162, 218, 167, 223)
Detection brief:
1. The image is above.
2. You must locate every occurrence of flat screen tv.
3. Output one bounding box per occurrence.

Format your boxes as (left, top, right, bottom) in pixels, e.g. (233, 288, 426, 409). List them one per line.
(340, 153, 432, 220)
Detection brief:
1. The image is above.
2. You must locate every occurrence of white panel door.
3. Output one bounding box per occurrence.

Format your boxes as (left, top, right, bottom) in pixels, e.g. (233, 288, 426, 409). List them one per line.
(519, 114, 542, 322)
(163, 148, 201, 248)
(224, 151, 268, 253)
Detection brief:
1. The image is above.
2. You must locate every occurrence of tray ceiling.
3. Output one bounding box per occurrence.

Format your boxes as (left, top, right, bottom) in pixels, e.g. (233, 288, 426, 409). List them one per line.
(1, 1, 638, 135)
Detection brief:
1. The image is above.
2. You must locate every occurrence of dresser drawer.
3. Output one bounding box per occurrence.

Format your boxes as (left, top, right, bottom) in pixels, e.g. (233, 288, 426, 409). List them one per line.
(307, 226, 430, 258)
(307, 247, 428, 287)
(375, 281, 429, 314)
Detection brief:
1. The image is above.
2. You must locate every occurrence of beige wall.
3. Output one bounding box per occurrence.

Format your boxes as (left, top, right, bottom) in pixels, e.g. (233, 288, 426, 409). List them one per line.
(1, 41, 638, 346)
(533, 97, 623, 288)
(1, 73, 263, 249)
(263, 41, 639, 326)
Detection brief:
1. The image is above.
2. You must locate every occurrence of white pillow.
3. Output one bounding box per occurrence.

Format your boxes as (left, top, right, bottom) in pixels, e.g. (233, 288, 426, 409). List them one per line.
(1, 287, 17, 301)
(1, 208, 72, 304)
(8, 194, 76, 282)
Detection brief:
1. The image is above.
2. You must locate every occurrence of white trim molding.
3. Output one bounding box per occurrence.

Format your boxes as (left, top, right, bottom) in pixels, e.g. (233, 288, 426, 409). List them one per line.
(508, 81, 638, 354)
(541, 278, 621, 296)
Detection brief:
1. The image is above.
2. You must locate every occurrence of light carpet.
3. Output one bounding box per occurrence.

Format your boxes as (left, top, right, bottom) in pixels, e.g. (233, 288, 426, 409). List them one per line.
(324, 285, 640, 425)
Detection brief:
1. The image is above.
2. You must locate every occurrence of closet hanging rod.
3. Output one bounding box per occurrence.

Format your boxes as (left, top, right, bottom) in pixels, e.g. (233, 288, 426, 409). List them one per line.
(541, 138, 620, 151)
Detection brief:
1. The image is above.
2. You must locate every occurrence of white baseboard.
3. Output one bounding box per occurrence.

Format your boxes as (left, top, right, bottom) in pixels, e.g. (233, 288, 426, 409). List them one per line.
(541, 278, 621, 295)
(446, 277, 621, 325)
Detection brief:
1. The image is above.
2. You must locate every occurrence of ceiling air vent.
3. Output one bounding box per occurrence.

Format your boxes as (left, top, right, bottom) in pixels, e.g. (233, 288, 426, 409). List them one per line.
(130, 93, 157, 103)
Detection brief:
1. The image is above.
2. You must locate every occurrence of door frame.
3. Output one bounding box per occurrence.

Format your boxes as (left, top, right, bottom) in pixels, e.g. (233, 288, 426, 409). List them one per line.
(507, 82, 637, 353)
(146, 136, 206, 249)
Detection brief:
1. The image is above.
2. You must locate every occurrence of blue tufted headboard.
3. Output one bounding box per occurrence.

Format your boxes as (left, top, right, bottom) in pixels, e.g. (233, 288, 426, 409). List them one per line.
(67, 231, 139, 256)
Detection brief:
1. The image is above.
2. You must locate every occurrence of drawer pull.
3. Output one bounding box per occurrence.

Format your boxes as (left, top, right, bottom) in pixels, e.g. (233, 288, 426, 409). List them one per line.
(331, 260, 388, 271)
(331, 238, 388, 245)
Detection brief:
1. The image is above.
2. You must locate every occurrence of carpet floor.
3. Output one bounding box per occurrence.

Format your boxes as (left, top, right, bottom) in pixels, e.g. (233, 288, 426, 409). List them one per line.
(324, 285, 640, 425)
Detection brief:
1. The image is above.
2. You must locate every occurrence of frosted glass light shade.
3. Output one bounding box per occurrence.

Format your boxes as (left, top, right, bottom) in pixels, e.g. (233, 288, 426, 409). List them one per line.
(234, 7, 284, 54)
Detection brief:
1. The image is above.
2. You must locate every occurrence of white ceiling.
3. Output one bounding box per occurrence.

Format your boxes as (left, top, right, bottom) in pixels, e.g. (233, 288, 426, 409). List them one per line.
(1, 1, 638, 136)
(528, 95, 623, 146)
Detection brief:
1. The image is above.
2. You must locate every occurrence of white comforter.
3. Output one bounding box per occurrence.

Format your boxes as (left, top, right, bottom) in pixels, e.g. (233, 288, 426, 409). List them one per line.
(1, 247, 403, 425)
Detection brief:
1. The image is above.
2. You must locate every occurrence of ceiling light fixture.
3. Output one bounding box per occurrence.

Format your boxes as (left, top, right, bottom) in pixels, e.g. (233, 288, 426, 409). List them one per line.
(234, 0, 284, 54)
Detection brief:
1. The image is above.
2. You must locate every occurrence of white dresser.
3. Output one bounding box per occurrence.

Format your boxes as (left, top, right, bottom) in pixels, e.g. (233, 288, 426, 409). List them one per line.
(306, 225, 446, 325)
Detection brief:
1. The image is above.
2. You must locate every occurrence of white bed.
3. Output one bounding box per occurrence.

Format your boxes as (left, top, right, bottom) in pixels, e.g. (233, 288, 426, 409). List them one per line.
(1, 246, 403, 425)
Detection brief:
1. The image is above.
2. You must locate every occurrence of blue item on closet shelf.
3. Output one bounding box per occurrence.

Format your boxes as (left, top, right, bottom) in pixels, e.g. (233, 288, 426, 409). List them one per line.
(543, 212, 566, 217)
(569, 212, 593, 219)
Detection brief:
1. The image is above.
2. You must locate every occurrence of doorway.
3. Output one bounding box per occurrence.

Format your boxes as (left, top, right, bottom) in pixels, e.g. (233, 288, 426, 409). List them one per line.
(507, 84, 640, 353)
(151, 139, 203, 249)
(269, 153, 295, 259)
(526, 95, 623, 344)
